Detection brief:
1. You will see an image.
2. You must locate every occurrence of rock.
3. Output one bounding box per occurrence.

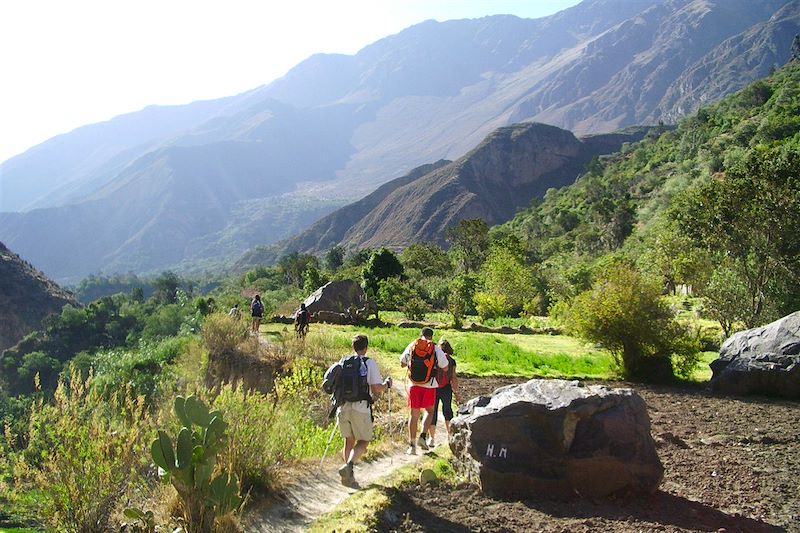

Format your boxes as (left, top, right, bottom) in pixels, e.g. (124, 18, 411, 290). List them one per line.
(419, 468, 437, 486)
(709, 311, 800, 399)
(300, 280, 375, 325)
(449, 379, 663, 500)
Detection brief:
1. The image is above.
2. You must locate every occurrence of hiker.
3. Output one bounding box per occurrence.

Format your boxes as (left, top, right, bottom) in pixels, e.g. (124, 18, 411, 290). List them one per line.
(228, 303, 241, 320)
(323, 334, 392, 487)
(426, 339, 460, 447)
(400, 327, 449, 454)
(294, 302, 311, 339)
(250, 294, 264, 334)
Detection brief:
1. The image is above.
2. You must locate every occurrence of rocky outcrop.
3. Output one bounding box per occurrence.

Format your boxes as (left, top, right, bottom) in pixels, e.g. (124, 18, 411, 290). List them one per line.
(450, 379, 663, 500)
(0, 242, 77, 353)
(709, 312, 800, 399)
(299, 280, 375, 325)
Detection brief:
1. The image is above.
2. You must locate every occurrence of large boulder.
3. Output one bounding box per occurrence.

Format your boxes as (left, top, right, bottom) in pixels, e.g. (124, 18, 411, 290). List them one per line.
(450, 379, 663, 500)
(301, 280, 375, 325)
(709, 312, 800, 399)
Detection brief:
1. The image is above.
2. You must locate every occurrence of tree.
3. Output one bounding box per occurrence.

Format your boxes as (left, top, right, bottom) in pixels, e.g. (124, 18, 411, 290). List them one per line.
(303, 264, 328, 295)
(567, 263, 699, 382)
(278, 252, 319, 289)
(446, 219, 490, 273)
(400, 243, 452, 279)
(362, 248, 404, 299)
(324, 246, 345, 272)
(152, 271, 181, 305)
(475, 238, 536, 317)
(674, 144, 800, 326)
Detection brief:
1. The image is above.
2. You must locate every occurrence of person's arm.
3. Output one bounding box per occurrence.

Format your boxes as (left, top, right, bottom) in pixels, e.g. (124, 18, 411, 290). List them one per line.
(367, 360, 390, 397)
(399, 343, 412, 368)
(434, 346, 449, 371)
(451, 367, 460, 403)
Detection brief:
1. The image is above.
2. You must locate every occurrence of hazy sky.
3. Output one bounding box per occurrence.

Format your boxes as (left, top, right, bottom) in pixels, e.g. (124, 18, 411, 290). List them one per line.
(0, 0, 581, 163)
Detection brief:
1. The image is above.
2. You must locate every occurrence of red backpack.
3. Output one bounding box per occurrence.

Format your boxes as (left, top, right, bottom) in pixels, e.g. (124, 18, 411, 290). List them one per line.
(408, 338, 437, 385)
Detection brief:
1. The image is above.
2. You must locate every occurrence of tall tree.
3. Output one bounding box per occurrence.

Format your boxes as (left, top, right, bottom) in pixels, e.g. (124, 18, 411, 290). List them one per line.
(446, 219, 490, 273)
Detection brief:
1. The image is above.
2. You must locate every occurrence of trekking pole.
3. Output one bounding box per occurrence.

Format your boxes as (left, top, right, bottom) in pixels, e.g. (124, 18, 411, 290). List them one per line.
(319, 420, 339, 469)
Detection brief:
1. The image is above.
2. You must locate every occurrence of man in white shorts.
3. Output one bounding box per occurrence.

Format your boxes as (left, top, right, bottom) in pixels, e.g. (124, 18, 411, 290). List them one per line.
(326, 334, 391, 487)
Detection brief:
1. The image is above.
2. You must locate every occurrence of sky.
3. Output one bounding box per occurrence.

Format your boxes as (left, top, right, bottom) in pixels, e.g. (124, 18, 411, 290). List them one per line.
(0, 0, 581, 163)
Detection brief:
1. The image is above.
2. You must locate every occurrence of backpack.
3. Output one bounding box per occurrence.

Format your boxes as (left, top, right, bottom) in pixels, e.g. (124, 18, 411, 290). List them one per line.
(295, 309, 309, 325)
(436, 354, 455, 388)
(251, 299, 264, 315)
(408, 339, 437, 385)
(322, 355, 371, 405)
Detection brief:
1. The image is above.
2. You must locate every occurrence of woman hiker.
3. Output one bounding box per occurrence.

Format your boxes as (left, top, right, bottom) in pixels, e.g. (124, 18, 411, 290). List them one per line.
(426, 338, 460, 447)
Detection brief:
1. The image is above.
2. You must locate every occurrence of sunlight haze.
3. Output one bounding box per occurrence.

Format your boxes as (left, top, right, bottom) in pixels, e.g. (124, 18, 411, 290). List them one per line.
(0, 0, 580, 163)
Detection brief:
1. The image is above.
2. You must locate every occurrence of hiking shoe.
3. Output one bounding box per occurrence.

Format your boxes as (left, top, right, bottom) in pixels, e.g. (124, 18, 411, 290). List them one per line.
(417, 435, 429, 451)
(405, 444, 417, 455)
(338, 462, 354, 486)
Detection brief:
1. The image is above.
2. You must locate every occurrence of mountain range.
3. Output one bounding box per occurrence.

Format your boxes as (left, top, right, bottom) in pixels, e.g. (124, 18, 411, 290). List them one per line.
(1, 0, 797, 283)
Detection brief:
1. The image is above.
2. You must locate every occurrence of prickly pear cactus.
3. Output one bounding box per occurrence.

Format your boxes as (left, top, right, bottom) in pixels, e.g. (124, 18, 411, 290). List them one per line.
(150, 395, 241, 532)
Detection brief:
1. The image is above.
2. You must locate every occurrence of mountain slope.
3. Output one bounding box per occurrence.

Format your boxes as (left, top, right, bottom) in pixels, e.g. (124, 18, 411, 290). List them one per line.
(0, 242, 77, 353)
(1, 0, 797, 282)
(262, 123, 654, 258)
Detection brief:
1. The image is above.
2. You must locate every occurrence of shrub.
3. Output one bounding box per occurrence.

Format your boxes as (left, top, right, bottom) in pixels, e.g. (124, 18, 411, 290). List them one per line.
(201, 313, 249, 358)
(15, 370, 150, 532)
(566, 264, 699, 382)
(473, 292, 510, 321)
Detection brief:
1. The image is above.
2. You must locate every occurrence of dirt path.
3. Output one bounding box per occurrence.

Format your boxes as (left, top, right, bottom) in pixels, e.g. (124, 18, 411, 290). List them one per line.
(243, 446, 425, 532)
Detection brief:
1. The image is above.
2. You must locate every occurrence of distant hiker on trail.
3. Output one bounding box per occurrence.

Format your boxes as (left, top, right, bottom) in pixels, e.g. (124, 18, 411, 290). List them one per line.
(400, 327, 449, 455)
(322, 334, 392, 487)
(228, 303, 241, 320)
(295, 302, 311, 339)
(250, 294, 264, 334)
(426, 338, 460, 447)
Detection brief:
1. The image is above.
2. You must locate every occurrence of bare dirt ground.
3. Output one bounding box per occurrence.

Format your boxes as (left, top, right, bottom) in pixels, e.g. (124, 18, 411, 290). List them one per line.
(380, 377, 800, 533)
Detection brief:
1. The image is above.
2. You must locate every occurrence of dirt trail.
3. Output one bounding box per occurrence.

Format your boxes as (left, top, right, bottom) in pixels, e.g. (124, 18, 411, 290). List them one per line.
(243, 445, 426, 532)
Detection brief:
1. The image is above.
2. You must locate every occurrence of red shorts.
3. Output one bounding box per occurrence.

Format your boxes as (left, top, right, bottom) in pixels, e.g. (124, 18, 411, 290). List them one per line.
(408, 386, 436, 409)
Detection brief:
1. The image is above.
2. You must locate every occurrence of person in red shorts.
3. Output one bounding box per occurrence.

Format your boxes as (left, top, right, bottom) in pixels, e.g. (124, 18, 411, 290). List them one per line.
(400, 327, 449, 455)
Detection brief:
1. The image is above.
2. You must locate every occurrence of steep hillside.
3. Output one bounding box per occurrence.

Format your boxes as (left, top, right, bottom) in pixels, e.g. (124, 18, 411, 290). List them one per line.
(257, 123, 654, 259)
(0, 242, 77, 353)
(1, 0, 796, 282)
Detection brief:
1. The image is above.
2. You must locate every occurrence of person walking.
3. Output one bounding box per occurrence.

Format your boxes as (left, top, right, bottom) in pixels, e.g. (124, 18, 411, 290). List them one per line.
(228, 303, 241, 320)
(294, 302, 311, 339)
(323, 334, 391, 487)
(400, 327, 449, 455)
(426, 339, 460, 447)
(250, 294, 264, 334)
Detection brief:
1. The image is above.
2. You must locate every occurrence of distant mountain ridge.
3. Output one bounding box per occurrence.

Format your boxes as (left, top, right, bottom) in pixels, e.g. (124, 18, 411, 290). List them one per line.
(1, 0, 797, 282)
(0, 241, 76, 353)
(235, 123, 656, 268)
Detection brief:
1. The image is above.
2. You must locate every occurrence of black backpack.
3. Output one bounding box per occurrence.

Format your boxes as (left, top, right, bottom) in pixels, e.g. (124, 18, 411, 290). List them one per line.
(323, 355, 371, 405)
(295, 309, 309, 325)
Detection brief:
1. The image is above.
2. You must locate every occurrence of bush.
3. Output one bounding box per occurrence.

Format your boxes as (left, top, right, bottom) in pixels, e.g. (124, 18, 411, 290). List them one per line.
(473, 292, 510, 321)
(201, 313, 249, 358)
(15, 370, 150, 532)
(566, 264, 699, 382)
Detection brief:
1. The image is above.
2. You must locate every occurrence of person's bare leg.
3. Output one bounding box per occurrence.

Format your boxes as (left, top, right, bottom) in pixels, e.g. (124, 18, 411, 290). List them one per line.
(421, 406, 434, 434)
(408, 408, 420, 443)
(342, 436, 355, 463)
(347, 440, 369, 464)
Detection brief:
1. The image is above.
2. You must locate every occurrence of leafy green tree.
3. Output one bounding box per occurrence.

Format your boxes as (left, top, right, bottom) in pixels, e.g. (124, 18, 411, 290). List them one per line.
(278, 252, 319, 288)
(567, 263, 699, 382)
(447, 273, 478, 326)
(303, 264, 329, 295)
(446, 219, 490, 273)
(362, 248, 404, 299)
(324, 246, 345, 272)
(674, 144, 800, 326)
(152, 271, 181, 305)
(475, 240, 536, 317)
(400, 243, 452, 279)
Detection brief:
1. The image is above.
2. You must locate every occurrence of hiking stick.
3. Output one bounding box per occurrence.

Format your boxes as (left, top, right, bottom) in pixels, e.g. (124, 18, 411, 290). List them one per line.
(319, 420, 339, 469)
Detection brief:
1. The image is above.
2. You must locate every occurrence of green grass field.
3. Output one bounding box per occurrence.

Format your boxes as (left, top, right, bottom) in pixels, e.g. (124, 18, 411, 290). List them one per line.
(262, 321, 717, 383)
